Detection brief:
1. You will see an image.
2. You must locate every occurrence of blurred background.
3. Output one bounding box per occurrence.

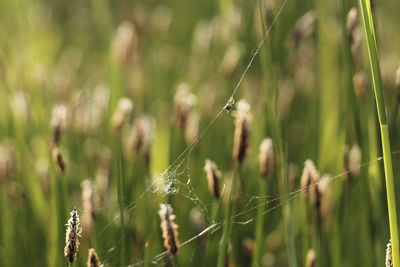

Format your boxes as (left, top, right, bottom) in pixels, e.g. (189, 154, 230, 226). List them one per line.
(0, 0, 400, 266)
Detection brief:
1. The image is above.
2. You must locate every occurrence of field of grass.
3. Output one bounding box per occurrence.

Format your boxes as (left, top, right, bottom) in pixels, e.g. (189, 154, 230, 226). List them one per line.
(1, 0, 400, 266)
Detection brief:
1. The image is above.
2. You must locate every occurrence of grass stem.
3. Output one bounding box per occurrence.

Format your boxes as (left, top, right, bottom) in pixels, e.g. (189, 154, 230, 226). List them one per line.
(358, 1, 400, 266)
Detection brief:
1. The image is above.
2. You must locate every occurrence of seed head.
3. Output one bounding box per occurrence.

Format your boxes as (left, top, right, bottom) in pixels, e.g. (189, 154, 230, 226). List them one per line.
(81, 180, 99, 234)
(346, 8, 362, 67)
(51, 105, 68, 146)
(396, 67, 400, 104)
(300, 160, 319, 198)
(232, 99, 251, 163)
(259, 138, 274, 179)
(343, 144, 361, 181)
(87, 248, 101, 267)
(52, 146, 66, 174)
(0, 139, 16, 180)
(111, 97, 133, 136)
(112, 21, 138, 65)
(64, 208, 81, 263)
(204, 159, 222, 199)
(353, 72, 368, 99)
(128, 115, 155, 164)
(290, 11, 316, 47)
(306, 249, 316, 267)
(184, 111, 200, 146)
(173, 83, 196, 133)
(386, 239, 392, 267)
(159, 204, 180, 255)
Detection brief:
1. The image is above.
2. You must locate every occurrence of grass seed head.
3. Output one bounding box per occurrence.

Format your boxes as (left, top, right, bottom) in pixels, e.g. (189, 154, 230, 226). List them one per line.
(159, 204, 180, 255)
(259, 138, 274, 179)
(346, 8, 362, 67)
(0, 139, 16, 180)
(52, 146, 66, 174)
(173, 83, 196, 133)
(353, 72, 368, 99)
(396, 67, 400, 104)
(300, 160, 319, 198)
(204, 159, 222, 199)
(386, 239, 393, 267)
(81, 180, 99, 235)
(87, 248, 101, 267)
(51, 104, 68, 147)
(111, 97, 133, 136)
(128, 115, 155, 164)
(232, 99, 251, 164)
(64, 208, 81, 263)
(290, 11, 316, 47)
(112, 21, 138, 65)
(343, 144, 361, 181)
(306, 249, 316, 267)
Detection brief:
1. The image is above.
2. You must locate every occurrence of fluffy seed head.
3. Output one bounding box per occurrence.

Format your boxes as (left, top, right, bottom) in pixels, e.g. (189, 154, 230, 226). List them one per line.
(64, 208, 81, 263)
(290, 11, 316, 47)
(87, 248, 101, 267)
(353, 72, 368, 98)
(396, 67, 400, 104)
(0, 139, 16, 180)
(346, 8, 362, 67)
(386, 239, 392, 267)
(343, 144, 361, 181)
(259, 138, 274, 179)
(111, 97, 133, 136)
(204, 159, 222, 199)
(173, 83, 196, 133)
(306, 249, 316, 267)
(128, 115, 155, 164)
(51, 105, 68, 146)
(159, 204, 180, 255)
(81, 180, 99, 234)
(184, 111, 200, 146)
(300, 160, 319, 198)
(232, 99, 251, 163)
(112, 21, 138, 65)
(52, 146, 66, 174)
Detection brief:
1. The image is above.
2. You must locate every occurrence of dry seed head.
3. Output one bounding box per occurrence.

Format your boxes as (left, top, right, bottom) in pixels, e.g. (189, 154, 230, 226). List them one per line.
(396, 67, 400, 104)
(306, 249, 316, 267)
(0, 139, 16, 180)
(112, 21, 138, 65)
(111, 97, 133, 136)
(51, 105, 68, 146)
(386, 239, 393, 267)
(96, 149, 112, 206)
(184, 111, 199, 146)
(346, 8, 362, 67)
(88, 248, 101, 267)
(204, 159, 222, 199)
(259, 138, 274, 178)
(290, 11, 316, 47)
(159, 204, 180, 255)
(64, 208, 81, 263)
(346, 8, 358, 38)
(189, 208, 206, 238)
(232, 99, 251, 163)
(353, 72, 368, 98)
(300, 160, 319, 198)
(10, 91, 29, 121)
(81, 180, 99, 233)
(343, 144, 361, 181)
(173, 83, 196, 133)
(128, 115, 155, 164)
(242, 238, 255, 265)
(219, 43, 243, 76)
(52, 146, 66, 174)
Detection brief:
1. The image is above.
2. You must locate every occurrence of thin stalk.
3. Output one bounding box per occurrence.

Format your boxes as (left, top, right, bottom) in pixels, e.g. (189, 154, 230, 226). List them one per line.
(358, 1, 400, 266)
(251, 179, 267, 267)
(117, 147, 126, 265)
(217, 163, 239, 267)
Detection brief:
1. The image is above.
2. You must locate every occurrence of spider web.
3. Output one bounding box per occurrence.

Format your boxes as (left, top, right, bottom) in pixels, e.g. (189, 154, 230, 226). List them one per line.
(85, 0, 384, 265)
